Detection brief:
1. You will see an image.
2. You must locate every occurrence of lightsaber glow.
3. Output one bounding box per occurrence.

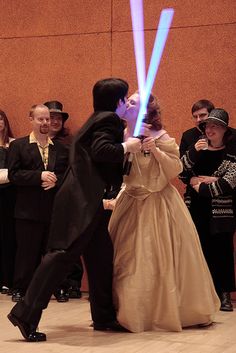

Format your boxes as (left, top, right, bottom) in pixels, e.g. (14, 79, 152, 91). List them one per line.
(133, 8, 174, 137)
(130, 0, 146, 105)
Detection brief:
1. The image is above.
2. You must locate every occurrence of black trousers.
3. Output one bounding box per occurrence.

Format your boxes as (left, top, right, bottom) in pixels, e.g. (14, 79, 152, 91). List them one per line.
(0, 185, 16, 289)
(200, 231, 235, 294)
(191, 213, 235, 295)
(13, 219, 50, 293)
(57, 257, 84, 291)
(11, 205, 116, 327)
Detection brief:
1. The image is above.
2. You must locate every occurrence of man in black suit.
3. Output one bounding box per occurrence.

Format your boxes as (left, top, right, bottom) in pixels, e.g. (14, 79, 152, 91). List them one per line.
(179, 99, 215, 187)
(179, 99, 215, 158)
(8, 78, 141, 341)
(8, 104, 68, 302)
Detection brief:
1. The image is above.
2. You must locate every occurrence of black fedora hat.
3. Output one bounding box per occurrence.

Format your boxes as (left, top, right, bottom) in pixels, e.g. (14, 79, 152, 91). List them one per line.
(44, 100, 69, 121)
(206, 108, 229, 127)
(199, 108, 229, 132)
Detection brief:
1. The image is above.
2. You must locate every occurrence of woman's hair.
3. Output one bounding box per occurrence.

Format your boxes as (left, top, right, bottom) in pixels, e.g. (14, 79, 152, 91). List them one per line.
(223, 128, 233, 146)
(55, 126, 70, 138)
(0, 109, 14, 145)
(143, 93, 162, 131)
(54, 125, 72, 145)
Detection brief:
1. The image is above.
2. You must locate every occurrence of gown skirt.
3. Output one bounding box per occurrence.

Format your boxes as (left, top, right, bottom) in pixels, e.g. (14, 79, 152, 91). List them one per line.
(109, 139, 220, 332)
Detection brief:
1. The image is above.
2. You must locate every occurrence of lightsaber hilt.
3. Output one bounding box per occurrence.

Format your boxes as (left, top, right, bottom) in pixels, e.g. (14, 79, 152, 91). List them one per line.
(138, 135, 150, 157)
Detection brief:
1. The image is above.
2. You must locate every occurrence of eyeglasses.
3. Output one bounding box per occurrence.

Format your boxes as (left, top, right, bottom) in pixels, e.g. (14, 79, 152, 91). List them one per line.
(192, 113, 208, 120)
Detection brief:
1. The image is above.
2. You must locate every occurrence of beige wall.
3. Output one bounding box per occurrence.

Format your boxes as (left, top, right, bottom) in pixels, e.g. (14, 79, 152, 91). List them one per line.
(0, 0, 235, 141)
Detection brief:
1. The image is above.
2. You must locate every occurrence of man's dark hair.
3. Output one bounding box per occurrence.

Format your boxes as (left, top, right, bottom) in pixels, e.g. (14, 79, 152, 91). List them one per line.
(191, 99, 215, 115)
(93, 78, 129, 112)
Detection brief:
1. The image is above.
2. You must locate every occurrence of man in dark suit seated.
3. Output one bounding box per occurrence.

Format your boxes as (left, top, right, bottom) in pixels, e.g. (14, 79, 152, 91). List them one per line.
(7, 78, 141, 342)
(8, 104, 68, 303)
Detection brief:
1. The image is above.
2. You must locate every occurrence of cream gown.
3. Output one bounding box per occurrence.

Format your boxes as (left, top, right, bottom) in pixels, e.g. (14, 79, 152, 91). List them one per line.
(109, 136, 220, 332)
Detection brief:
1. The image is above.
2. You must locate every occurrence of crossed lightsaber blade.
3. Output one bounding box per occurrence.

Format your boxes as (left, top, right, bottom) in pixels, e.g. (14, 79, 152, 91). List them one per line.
(129, 0, 174, 136)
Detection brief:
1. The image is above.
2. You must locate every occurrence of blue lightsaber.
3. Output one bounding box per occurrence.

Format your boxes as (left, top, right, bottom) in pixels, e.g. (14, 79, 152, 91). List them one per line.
(130, 0, 146, 105)
(133, 8, 174, 137)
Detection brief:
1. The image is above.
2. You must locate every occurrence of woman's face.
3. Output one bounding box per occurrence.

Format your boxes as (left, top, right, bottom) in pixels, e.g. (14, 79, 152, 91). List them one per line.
(205, 122, 227, 143)
(124, 92, 140, 123)
(0, 115, 5, 133)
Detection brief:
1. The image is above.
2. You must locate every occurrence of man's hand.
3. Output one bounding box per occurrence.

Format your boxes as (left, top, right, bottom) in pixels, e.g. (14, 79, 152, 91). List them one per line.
(41, 171, 57, 183)
(125, 137, 141, 153)
(41, 180, 56, 190)
(103, 198, 116, 210)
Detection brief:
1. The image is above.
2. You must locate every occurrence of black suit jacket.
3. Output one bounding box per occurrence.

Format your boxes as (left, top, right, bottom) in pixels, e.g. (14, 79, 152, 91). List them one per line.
(47, 111, 125, 249)
(8, 136, 68, 223)
(179, 127, 202, 158)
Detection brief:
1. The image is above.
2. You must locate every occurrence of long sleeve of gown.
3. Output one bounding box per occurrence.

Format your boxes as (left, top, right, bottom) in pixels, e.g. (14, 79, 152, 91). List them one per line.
(155, 139, 183, 181)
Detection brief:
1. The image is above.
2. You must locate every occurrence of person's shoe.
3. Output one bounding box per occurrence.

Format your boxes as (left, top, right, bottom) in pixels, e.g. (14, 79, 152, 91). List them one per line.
(68, 287, 82, 299)
(93, 320, 129, 332)
(12, 291, 24, 302)
(7, 288, 13, 296)
(54, 289, 69, 303)
(7, 313, 46, 342)
(220, 292, 233, 311)
(1, 286, 9, 294)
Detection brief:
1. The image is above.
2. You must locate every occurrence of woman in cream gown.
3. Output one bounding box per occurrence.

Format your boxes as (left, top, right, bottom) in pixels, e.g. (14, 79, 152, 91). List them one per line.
(108, 92, 220, 333)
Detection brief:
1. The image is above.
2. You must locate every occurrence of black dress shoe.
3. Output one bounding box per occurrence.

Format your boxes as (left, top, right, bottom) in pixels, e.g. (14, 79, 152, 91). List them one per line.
(54, 288, 69, 302)
(7, 313, 46, 342)
(1, 286, 9, 294)
(12, 291, 24, 302)
(220, 292, 233, 312)
(68, 287, 82, 299)
(7, 288, 14, 296)
(93, 320, 129, 332)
